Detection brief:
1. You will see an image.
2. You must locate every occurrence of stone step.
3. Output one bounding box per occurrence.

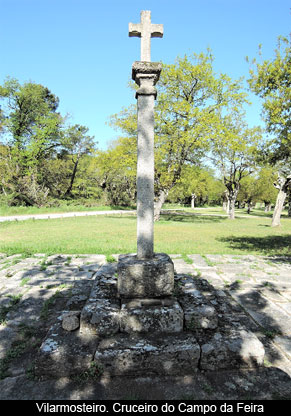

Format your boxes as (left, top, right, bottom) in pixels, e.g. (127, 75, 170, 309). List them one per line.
(94, 329, 265, 376)
(120, 298, 183, 333)
(94, 333, 200, 376)
(35, 312, 265, 378)
(80, 297, 184, 335)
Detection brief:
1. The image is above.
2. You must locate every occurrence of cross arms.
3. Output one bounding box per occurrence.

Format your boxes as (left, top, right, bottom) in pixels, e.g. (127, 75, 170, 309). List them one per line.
(129, 10, 163, 61)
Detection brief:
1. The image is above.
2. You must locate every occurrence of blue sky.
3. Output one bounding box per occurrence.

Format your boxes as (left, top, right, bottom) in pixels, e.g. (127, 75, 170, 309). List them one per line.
(0, 0, 290, 149)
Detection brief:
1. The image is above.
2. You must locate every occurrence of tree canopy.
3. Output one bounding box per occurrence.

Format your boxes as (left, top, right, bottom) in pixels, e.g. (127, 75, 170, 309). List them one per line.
(110, 51, 249, 219)
(248, 34, 291, 225)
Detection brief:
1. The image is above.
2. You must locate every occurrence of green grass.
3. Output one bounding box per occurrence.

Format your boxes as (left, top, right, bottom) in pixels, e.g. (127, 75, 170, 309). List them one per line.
(0, 211, 290, 256)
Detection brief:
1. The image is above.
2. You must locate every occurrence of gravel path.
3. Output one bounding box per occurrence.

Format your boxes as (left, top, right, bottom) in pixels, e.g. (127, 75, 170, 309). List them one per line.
(0, 210, 136, 222)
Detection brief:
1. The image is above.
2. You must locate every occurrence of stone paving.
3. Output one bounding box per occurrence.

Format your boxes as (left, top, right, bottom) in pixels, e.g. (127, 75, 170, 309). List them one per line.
(0, 252, 290, 399)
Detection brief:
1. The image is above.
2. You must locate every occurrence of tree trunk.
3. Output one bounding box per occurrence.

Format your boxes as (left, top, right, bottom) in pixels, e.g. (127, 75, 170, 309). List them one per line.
(226, 199, 230, 214)
(191, 193, 196, 209)
(227, 188, 239, 219)
(154, 189, 167, 221)
(271, 175, 291, 227)
(64, 155, 80, 198)
(222, 190, 229, 213)
(264, 202, 272, 212)
(271, 189, 287, 226)
(1, 186, 7, 196)
(228, 196, 236, 219)
(288, 189, 291, 217)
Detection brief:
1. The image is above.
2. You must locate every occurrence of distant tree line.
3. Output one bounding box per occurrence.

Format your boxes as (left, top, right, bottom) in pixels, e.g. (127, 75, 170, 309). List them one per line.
(0, 34, 290, 227)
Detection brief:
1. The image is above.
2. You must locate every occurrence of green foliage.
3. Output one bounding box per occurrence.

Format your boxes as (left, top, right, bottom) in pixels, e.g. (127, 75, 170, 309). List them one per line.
(210, 111, 263, 218)
(109, 51, 249, 213)
(237, 175, 258, 203)
(94, 136, 137, 206)
(256, 166, 278, 205)
(248, 35, 291, 164)
(0, 78, 98, 205)
(0, 77, 62, 168)
(168, 165, 224, 206)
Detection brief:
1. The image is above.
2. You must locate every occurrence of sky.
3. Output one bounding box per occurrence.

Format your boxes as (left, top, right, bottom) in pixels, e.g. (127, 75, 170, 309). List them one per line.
(0, 0, 290, 150)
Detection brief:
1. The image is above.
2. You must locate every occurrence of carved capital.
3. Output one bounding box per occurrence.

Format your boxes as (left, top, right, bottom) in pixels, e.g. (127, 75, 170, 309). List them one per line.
(132, 61, 162, 99)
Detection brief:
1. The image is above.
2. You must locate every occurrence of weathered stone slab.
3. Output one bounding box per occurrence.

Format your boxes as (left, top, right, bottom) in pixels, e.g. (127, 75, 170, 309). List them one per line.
(172, 258, 195, 274)
(187, 254, 211, 268)
(0, 325, 18, 359)
(230, 288, 291, 335)
(80, 298, 120, 336)
(120, 298, 183, 333)
(184, 304, 218, 330)
(117, 253, 174, 298)
(200, 329, 265, 371)
(274, 335, 291, 360)
(95, 263, 118, 298)
(94, 333, 200, 376)
(178, 276, 218, 330)
(79, 263, 120, 336)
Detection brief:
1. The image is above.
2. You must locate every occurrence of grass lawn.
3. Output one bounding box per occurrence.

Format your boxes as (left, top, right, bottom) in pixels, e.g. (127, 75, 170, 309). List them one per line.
(0, 212, 290, 257)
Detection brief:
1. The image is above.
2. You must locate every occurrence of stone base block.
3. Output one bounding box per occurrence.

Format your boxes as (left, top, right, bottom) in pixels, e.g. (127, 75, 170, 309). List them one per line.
(117, 253, 174, 298)
(200, 329, 265, 371)
(94, 333, 200, 376)
(120, 298, 183, 333)
(80, 298, 120, 336)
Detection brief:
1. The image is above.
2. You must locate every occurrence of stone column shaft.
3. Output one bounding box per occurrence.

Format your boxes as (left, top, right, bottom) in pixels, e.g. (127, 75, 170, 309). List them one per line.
(137, 93, 155, 259)
(132, 61, 162, 259)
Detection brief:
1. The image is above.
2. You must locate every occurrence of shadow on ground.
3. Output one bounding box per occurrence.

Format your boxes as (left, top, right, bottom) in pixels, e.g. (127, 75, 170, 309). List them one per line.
(228, 280, 291, 356)
(160, 213, 227, 224)
(218, 235, 291, 257)
(0, 367, 290, 400)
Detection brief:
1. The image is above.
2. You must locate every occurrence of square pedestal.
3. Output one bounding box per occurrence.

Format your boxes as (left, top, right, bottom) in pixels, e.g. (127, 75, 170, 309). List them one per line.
(117, 253, 174, 298)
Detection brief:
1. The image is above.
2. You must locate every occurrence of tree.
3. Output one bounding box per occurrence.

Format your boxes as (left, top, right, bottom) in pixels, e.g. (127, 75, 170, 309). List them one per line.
(61, 124, 96, 198)
(0, 78, 62, 166)
(110, 52, 248, 220)
(210, 113, 262, 219)
(0, 78, 98, 206)
(168, 165, 222, 207)
(247, 35, 291, 226)
(0, 78, 64, 204)
(271, 171, 291, 226)
(255, 166, 278, 211)
(95, 137, 137, 207)
(237, 175, 260, 213)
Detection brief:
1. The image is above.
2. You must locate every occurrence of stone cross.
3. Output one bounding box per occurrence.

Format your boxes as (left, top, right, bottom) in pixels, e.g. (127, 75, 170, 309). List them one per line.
(129, 11, 163, 260)
(129, 10, 163, 62)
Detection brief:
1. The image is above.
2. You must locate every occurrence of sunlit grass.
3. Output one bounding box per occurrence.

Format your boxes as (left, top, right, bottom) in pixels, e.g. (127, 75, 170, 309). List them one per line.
(0, 213, 290, 257)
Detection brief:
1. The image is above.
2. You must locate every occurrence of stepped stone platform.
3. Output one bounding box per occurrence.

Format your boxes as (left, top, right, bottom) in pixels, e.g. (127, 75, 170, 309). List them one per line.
(35, 255, 265, 378)
(1, 252, 291, 399)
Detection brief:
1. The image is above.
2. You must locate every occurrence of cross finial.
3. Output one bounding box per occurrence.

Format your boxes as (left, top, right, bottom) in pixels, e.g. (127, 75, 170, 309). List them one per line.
(129, 10, 163, 62)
